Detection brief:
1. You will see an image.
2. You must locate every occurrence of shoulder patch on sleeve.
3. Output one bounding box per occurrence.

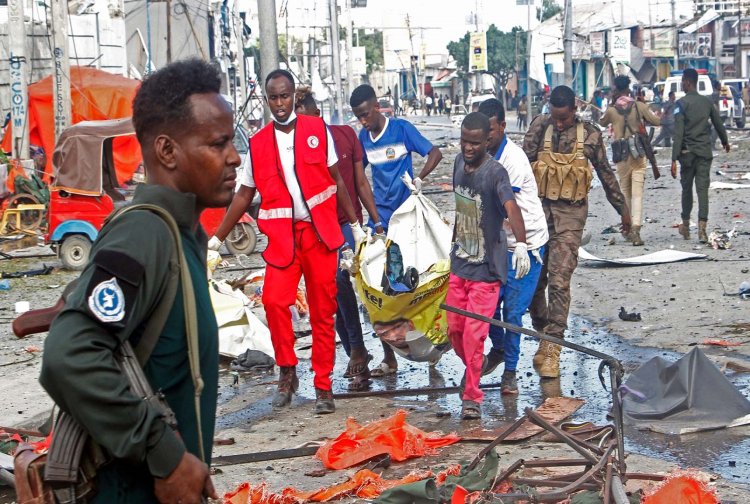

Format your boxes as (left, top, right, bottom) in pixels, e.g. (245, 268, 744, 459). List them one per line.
(86, 250, 145, 326)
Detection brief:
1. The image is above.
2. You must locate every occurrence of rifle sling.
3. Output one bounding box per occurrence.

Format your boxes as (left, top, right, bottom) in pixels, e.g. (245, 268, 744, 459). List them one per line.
(43, 203, 204, 488)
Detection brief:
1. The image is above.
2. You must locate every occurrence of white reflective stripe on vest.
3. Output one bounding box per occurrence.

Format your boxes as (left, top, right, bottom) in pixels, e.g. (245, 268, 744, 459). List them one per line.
(257, 185, 336, 220)
(305, 185, 337, 210)
(258, 207, 293, 220)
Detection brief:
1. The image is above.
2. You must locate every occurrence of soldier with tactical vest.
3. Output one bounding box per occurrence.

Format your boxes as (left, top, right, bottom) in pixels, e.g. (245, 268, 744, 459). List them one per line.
(211, 69, 366, 414)
(523, 85, 630, 378)
(600, 75, 660, 246)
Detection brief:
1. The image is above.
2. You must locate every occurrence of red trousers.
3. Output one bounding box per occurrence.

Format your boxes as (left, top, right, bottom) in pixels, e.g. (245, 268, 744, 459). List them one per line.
(262, 221, 338, 390)
(446, 273, 501, 403)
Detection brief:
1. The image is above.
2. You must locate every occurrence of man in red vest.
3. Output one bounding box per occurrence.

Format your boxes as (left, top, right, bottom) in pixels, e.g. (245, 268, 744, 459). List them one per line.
(211, 69, 365, 414)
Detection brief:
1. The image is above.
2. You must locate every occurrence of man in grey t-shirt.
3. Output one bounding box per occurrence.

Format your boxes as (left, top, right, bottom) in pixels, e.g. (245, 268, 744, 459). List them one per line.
(447, 113, 530, 420)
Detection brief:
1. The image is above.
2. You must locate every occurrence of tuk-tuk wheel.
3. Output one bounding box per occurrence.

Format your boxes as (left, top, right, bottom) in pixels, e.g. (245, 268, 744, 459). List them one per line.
(60, 235, 92, 271)
(225, 222, 257, 255)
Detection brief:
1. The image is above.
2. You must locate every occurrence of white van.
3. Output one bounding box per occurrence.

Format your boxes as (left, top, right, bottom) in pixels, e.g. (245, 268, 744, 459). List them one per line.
(663, 73, 713, 102)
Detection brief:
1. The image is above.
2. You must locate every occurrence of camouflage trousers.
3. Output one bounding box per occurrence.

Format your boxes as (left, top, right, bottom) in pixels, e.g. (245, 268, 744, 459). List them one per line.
(530, 199, 587, 339)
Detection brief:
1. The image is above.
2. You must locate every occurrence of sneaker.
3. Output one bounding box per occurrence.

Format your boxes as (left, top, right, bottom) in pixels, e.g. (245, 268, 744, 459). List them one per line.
(481, 349, 505, 376)
(500, 371, 518, 395)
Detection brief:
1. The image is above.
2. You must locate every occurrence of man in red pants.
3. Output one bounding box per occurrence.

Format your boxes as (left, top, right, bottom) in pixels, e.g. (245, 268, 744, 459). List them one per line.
(211, 69, 365, 414)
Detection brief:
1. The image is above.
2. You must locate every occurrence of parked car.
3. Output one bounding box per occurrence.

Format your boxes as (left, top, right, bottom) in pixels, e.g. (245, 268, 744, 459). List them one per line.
(378, 98, 394, 118)
(652, 81, 665, 104)
(663, 71, 713, 102)
(719, 84, 745, 128)
(721, 78, 749, 97)
(468, 93, 496, 112)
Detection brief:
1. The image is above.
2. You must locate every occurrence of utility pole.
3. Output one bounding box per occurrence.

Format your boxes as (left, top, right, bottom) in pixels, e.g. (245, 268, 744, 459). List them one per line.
(344, 0, 355, 96)
(329, 0, 344, 124)
(166, 0, 172, 63)
(257, 0, 280, 122)
(563, 0, 573, 86)
(51, 0, 72, 144)
(526, 0, 533, 123)
(515, 31, 520, 109)
(671, 0, 678, 70)
(8, 0, 30, 159)
(233, 0, 246, 112)
(738, 0, 744, 77)
(406, 14, 420, 105)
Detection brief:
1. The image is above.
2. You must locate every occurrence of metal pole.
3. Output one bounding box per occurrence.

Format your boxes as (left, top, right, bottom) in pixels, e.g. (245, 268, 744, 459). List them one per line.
(344, 0, 355, 95)
(738, 1, 744, 78)
(526, 0, 533, 124)
(671, 0, 678, 70)
(166, 0, 172, 63)
(233, 0, 247, 114)
(257, 0, 279, 123)
(564, 0, 573, 86)
(8, 0, 30, 159)
(51, 0, 72, 144)
(329, 0, 344, 124)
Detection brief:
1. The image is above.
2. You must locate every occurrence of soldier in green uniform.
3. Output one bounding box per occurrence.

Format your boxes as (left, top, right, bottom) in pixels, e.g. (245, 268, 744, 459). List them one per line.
(671, 68, 730, 243)
(39, 59, 238, 503)
(523, 85, 630, 379)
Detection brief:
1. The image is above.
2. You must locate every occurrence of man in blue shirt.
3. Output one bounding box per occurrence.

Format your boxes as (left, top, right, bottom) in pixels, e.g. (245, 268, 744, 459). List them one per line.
(350, 84, 443, 377)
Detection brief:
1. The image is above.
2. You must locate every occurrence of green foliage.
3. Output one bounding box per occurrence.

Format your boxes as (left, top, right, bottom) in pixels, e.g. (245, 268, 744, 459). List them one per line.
(447, 24, 527, 86)
(357, 29, 384, 74)
(537, 0, 562, 21)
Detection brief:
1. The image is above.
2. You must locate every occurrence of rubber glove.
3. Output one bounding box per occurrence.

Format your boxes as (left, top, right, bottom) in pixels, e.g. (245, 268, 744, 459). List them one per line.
(339, 247, 359, 274)
(350, 222, 367, 250)
(513, 242, 531, 279)
(531, 248, 544, 265)
(412, 176, 423, 194)
(371, 232, 387, 243)
(208, 236, 223, 251)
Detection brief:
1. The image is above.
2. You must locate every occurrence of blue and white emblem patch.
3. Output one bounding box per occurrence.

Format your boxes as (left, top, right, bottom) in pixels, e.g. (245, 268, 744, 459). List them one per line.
(88, 277, 126, 323)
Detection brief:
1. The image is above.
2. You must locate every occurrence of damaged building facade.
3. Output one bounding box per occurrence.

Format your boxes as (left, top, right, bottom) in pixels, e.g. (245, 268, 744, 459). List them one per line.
(532, 0, 750, 100)
(0, 0, 252, 124)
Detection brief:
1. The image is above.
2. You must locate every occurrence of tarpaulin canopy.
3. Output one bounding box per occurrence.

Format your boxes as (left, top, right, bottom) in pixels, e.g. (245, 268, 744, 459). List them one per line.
(1, 67, 142, 185)
(622, 347, 750, 434)
(51, 118, 137, 195)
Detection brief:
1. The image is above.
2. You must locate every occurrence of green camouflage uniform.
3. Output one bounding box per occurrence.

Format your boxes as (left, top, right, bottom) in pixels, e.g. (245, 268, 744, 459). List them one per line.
(523, 115, 628, 338)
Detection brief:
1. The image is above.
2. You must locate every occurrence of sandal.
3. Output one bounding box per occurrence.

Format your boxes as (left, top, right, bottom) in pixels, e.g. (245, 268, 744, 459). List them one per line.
(461, 400, 481, 420)
(370, 361, 397, 378)
(347, 373, 372, 391)
(343, 354, 372, 379)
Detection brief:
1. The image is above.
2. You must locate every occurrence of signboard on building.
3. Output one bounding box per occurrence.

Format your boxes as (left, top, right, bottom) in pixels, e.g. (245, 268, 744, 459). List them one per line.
(642, 29, 675, 58)
(590, 32, 605, 58)
(610, 29, 631, 63)
(678, 33, 712, 58)
(469, 31, 488, 72)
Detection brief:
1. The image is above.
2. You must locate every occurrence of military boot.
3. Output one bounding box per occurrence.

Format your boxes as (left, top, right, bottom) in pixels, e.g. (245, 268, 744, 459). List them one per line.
(538, 342, 562, 379)
(533, 340, 552, 368)
(630, 225, 644, 246)
(698, 220, 709, 243)
(314, 388, 335, 414)
(678, 219, 690, 240)
(272, 366, 298, 408)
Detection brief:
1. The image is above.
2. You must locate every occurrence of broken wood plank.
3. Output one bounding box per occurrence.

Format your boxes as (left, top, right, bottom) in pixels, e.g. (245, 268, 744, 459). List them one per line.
(459, 397, 585, 442)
